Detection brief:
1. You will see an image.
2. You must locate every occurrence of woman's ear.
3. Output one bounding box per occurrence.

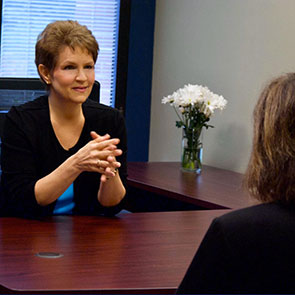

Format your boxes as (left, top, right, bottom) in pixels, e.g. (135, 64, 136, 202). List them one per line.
(38, 64, 51, 85)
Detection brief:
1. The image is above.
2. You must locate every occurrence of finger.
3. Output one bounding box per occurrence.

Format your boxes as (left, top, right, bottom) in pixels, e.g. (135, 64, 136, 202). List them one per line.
(90, 131, 110, 142)
(97, 166, 105, 174)
(90, 131, 99, 139)
(101, 149, 122, 159)
(106, 156, 121, 169)
(96, 158, 119, 172)
(96, 159, 109, 169)
(102, 144, 118, 151)
(100, 174, 108, 183)
(107, 155, 115, 163)
(111, 161, 121, 169)
(96, 138, 120, 150)
(96, 158, 119, 170)
(111, 149, 123, 157)
(104, 166, 117, 177)
(96, 149, 121, 160)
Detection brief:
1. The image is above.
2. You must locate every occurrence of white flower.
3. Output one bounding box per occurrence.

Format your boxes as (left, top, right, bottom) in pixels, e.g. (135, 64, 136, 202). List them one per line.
(162, 84, 227, 118)
(161, 94, 173, 105)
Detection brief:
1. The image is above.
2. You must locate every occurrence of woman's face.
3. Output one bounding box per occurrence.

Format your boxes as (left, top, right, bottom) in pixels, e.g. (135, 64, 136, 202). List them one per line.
(48, 46, 95, 104)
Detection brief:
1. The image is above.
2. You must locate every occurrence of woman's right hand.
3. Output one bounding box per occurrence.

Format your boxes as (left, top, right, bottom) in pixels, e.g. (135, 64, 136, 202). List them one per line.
(73, 132, 122, 174)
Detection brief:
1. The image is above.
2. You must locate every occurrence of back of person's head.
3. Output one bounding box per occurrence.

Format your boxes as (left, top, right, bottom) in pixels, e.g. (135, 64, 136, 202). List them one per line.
(35, 20, 99, 80)
(245, 72, 295, 203)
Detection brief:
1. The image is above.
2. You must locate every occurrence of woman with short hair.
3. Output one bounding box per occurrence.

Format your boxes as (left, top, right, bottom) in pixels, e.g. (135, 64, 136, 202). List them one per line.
(0, 20, 127, 217)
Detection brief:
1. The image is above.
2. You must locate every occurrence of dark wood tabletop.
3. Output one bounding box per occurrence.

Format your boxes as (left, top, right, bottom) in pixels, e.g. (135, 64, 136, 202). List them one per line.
(127, 162, 254, 210)
(0, 210, 229, 294)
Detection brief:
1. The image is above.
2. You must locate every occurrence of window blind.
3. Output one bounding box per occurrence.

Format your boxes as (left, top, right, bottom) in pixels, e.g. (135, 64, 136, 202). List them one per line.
(0, 0, 120, 106)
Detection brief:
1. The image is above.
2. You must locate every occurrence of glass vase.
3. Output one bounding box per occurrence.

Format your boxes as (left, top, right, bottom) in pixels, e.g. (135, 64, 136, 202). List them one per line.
(181, 127, 203, 173)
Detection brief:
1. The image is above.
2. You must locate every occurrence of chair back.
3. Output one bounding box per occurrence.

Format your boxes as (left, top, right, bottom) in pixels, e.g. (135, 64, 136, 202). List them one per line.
(88, 80, 100, 102)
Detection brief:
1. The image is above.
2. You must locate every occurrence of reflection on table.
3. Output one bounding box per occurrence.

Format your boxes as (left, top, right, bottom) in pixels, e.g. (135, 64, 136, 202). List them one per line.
(127, 162, 253, 212)
(0, 210, 229, 294)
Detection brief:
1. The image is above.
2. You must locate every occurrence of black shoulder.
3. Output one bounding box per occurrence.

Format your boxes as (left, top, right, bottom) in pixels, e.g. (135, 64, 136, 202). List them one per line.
(217, 202, 293, 225)
(83, 99, 122, 121)
(7, 95, 48, 115)
(212, 202, 295, 244)
(4, 96, 49, 138)
(83, 98, 118, 111)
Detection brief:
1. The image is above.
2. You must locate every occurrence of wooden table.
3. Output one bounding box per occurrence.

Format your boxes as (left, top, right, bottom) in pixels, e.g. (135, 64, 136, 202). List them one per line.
(0, 210, 229, 294)
(127, 162, 253, 210)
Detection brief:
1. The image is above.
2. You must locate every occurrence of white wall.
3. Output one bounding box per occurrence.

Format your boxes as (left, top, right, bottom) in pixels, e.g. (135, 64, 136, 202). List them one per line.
(149, 0, 295, 173)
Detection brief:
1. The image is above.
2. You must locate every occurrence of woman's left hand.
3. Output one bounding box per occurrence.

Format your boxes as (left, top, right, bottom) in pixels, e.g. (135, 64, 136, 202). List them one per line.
(90, 131, 121, 182)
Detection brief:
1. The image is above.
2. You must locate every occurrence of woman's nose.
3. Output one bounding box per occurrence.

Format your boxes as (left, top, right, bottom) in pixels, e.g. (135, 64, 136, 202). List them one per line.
(76, 69, 87, 81)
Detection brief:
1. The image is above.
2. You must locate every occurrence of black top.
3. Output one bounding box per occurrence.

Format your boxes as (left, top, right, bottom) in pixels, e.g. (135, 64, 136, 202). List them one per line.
(177, 202, 295, 294)
(0, 96, 127, 218)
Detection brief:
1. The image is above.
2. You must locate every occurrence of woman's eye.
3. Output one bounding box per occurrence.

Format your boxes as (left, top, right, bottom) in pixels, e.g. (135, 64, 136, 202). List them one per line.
(64, 65, 75, 70)
(85, 65, 94, 69)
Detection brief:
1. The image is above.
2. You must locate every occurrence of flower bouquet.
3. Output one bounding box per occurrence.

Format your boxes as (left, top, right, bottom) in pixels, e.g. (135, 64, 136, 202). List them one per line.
(162, 84, 227, 173)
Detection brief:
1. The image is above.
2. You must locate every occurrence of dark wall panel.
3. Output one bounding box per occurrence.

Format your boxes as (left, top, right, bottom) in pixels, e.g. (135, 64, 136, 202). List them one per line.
(125, 0, 155, 162)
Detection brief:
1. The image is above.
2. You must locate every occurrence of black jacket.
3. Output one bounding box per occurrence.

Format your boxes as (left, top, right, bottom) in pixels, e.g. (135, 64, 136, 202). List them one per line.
(0, 96, 127, 218)
(177, 202, 295, 294)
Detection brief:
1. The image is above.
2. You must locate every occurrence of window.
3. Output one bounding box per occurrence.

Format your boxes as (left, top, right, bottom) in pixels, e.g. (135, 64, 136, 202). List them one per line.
(0, 0, 122, 109)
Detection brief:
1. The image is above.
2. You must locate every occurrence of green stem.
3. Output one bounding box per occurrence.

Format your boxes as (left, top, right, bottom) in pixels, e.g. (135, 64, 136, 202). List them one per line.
(173, 106, 184, 125)
(182, 127, 203, 172)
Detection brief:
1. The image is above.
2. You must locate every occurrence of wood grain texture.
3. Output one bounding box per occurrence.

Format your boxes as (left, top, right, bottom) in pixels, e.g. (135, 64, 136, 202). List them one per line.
(127, 162, 254, 209)
(0, 210, 229, 294)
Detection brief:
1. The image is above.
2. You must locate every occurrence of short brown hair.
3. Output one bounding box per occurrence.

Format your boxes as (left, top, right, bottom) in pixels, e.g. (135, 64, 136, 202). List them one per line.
(245, 73, 295, 203)
(35, 20, 99, 76)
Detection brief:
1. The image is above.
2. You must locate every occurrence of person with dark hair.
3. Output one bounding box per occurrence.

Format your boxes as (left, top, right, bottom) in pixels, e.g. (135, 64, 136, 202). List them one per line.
(177, 73, 295, 294)
(0, 20, 127, 217)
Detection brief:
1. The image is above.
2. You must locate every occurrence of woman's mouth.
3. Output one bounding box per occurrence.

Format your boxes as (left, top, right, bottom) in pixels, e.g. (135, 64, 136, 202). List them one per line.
(73, 86, 88, 93)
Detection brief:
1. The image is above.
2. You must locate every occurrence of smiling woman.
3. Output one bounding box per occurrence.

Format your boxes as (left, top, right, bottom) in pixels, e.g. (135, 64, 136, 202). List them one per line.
(0, 0, 122, 108)
(38, 46, 95, 105)
(0, 20, 127, 218)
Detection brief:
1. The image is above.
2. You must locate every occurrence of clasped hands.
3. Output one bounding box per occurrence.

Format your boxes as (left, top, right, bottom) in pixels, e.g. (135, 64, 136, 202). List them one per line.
(75, 131, 122, 183)
(91, 131, 122, 182)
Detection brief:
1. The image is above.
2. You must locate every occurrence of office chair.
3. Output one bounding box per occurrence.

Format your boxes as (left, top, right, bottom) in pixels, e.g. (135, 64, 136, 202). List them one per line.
(88, 80, 100, 103)
(0, 79, 100, 176)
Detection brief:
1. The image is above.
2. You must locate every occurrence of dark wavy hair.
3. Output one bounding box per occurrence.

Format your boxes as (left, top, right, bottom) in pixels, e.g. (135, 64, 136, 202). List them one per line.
(245, 73, 295, 203)
(35, 20, 99, 84)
